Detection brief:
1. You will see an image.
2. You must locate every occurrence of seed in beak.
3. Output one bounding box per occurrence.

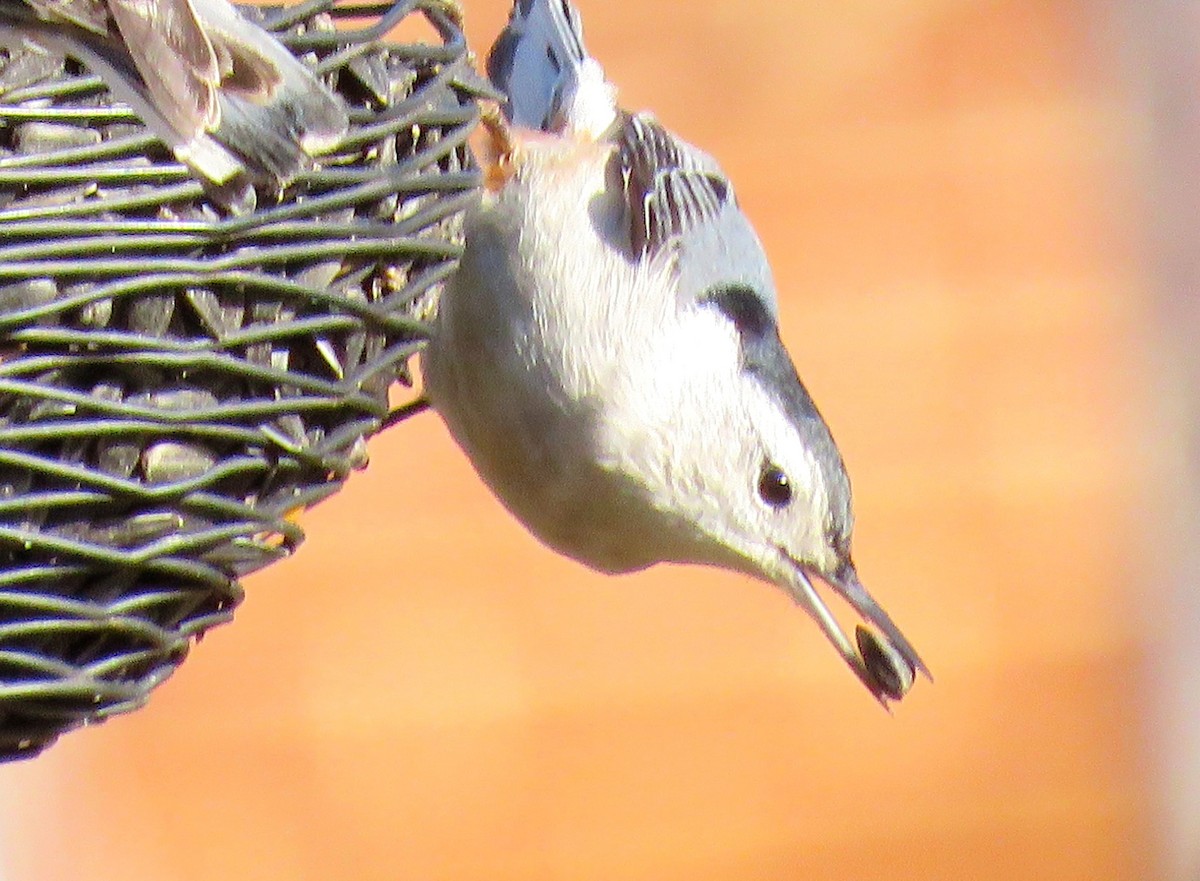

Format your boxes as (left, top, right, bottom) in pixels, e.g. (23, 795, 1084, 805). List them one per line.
(855, 625, 916, 701)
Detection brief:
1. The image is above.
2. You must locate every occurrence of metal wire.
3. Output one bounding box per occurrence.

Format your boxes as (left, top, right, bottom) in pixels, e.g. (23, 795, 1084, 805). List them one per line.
(0, 0, 485, 760)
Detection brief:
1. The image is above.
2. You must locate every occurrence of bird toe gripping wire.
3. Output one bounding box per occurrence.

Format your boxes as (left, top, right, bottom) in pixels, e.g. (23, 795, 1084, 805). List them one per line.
(0, 0, 488, 761)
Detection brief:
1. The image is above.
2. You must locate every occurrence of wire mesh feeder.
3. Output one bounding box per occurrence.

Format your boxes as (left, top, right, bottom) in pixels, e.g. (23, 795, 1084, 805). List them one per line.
(0, 0, 486, 761)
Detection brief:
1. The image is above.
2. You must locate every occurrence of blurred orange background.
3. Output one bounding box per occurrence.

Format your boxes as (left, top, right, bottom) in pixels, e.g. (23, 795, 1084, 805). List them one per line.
(0, 0, 1188, 879)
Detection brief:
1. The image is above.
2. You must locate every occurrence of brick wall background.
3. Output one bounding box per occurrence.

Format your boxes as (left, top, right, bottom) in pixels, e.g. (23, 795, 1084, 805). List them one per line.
(0, 2, 1178, 879)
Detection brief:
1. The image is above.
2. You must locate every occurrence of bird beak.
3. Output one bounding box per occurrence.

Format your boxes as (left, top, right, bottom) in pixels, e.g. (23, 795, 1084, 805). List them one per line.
(780, 553, 930, 706)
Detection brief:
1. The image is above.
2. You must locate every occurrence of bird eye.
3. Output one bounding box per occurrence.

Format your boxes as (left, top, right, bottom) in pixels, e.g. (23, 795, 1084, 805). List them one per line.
(757, 464, 792, 507)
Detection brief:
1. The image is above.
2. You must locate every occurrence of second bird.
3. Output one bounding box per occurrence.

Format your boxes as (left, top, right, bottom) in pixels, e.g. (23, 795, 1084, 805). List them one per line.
(1, 0, 348, 194)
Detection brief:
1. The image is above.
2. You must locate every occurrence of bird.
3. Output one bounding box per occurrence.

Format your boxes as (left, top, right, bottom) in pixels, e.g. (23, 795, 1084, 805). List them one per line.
(422, 0, 928, 704)
(0, 0, 348, 198)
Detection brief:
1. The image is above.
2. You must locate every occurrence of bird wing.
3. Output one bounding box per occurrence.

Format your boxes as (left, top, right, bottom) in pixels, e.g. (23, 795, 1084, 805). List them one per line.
(15, 0, 219, 137)
(104, 0, 221, 136)
(4, 0, 347, 189)
(616, 112, 734, 262)
(107, 0, 346, 163)
(187, 0, 345, 152)
(19, 0, 109, 33)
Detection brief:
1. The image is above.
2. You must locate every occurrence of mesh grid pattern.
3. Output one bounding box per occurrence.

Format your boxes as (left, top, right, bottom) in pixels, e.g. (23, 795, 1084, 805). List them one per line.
(0, 0, 484, 760)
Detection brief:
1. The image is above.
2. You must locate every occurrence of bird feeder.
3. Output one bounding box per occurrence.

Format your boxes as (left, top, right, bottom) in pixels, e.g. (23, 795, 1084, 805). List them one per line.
(0, 0, 485, 760)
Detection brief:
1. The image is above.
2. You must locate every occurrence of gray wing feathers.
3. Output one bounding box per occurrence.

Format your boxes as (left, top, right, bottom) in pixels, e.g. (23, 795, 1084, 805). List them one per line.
(618, 113, 733, 260)
(189, 0, 345, 154)
(19, 0, 107, 32)
(616, 113, 777, 313)
(0, 15, 246, 185)
(105, 0, 220, 137)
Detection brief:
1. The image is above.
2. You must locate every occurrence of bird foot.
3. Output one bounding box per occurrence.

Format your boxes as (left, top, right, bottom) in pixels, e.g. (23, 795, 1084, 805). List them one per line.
(478, 103, 516, 191)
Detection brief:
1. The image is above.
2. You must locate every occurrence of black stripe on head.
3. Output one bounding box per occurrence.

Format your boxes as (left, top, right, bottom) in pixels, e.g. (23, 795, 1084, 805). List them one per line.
(702, 284, 825, 426)
(704, 284, 772, 341)
(703, 284, 853, 543)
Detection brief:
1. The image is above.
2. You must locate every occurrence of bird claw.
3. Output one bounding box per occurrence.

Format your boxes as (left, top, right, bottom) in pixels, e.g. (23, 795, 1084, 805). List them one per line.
(478, 103, 516, 190)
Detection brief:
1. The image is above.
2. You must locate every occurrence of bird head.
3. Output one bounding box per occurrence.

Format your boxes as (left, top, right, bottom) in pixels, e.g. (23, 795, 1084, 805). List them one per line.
(600, 173, 928, 704)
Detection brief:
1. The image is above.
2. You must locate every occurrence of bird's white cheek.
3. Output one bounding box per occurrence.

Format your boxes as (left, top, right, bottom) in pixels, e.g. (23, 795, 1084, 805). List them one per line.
(787, 467, 840, 572)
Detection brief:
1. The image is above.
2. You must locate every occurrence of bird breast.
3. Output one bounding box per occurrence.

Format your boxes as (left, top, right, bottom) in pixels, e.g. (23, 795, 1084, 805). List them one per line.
(426, 132, 684, 572)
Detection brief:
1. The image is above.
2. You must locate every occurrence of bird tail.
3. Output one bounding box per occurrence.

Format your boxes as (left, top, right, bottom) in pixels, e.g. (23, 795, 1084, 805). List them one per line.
(485, 0, 617, 138)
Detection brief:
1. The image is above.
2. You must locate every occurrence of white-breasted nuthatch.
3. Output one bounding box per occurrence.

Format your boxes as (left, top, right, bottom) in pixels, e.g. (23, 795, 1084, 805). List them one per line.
(0, 0, 347, 194)
(424, 0, 928, 704)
